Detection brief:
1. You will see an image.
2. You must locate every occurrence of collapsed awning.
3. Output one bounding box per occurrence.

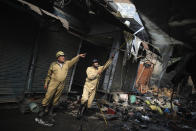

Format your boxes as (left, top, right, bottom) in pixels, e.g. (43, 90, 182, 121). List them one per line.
(3, 0, 90, 35)
(17, 0, 69, 30)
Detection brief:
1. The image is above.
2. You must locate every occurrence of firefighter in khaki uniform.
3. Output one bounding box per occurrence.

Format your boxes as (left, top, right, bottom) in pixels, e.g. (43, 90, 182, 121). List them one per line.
(37, 51, 86, 124)
(77, 55, 114, 119)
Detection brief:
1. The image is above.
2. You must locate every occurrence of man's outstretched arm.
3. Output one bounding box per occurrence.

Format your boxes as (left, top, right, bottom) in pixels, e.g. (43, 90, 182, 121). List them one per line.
(100, 53, 115, 72)
(68, 53, 86, 69)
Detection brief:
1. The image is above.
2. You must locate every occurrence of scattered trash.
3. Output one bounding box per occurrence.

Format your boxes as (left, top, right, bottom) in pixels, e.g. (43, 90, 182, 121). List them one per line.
(121, 124, 131, 130)
(29, 102, 39, 113)
(141, 115, 150, 121)
(35, 117, 54, 127)
(122, 102, 129, 107)
(27, 88, 196, 130)
(145, 100, 151, 105)
(119, 94, 129, 102)
(164, 108, 170, 114)
(107, 108, 116, 114)
(191, 112, 196, 119)
(149, 105, 163, 115)
(100, 106, 108, 112)
(130, 95, 136, 104)
(140, 124, 148, 129)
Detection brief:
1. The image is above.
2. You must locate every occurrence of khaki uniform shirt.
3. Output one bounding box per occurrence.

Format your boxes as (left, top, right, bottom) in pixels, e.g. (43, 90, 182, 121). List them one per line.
(45, 55, 80, 85)
(84, 59, 112, 91)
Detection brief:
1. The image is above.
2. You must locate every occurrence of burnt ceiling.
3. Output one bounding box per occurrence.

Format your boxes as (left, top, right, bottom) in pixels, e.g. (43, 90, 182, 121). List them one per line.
(133, 0, 196, 51)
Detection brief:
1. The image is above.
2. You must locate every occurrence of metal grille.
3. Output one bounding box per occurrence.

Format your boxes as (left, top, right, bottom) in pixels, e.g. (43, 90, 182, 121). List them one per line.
(0, 6, 36, 102)
(0, 35, 33, 103)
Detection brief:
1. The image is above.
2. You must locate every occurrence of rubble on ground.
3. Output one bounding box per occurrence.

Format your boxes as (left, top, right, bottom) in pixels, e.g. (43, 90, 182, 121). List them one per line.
(57, 89, 196, 131)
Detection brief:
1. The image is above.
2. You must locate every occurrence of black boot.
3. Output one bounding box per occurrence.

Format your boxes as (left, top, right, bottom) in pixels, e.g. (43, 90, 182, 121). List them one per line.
(77, 103, 87, 119)
(35, 105, 54, 126)
(48, 106, 56, 117)
(38, 105, 48, 118)
(48, 106, 56, 124)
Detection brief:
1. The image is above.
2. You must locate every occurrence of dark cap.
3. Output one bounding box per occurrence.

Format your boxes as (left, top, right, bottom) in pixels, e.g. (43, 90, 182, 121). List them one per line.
(92, 59, 98, 63)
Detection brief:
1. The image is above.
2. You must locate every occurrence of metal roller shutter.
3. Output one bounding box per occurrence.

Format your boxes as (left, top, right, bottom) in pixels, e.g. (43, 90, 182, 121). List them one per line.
(31, 30, 80, 93)
(0, 7, 36, 102)
(0, 44, 33, 103)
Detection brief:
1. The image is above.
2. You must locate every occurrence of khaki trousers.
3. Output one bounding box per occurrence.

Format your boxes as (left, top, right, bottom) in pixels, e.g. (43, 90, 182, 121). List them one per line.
(81, 87, 96, 108)
(42, 80, 64, 106)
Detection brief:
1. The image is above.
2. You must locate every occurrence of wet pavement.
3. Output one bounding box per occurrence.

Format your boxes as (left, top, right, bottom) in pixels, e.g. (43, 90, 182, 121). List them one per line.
(0, 108, 170, 131)
(0, 108, 107, 131)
